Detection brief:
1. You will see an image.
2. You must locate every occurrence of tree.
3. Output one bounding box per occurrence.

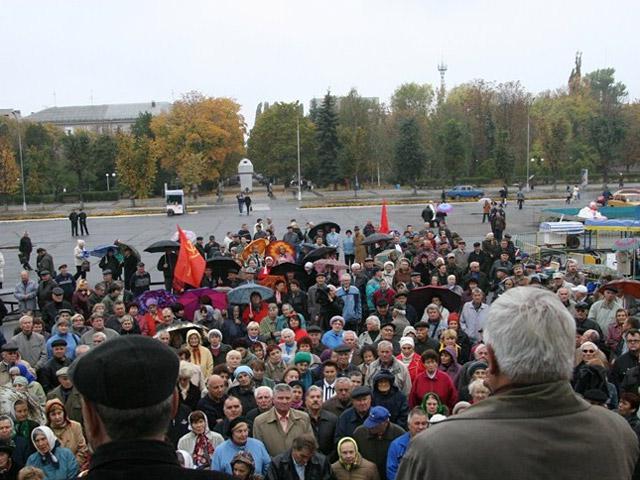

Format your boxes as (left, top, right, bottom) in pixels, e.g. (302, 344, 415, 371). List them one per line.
(540, 115, 570, 189)
(621, 102, 640, 173)
(61, 131, 94, 203)
(395, 117, 425, 193)
(0, 131, 20, 208)
(314, 90, 341, 187)
(115, 114, 158, 205)
(151, 91, 246, 192)
(247, 102, 315, 182)
(92, 134, 118, 191)
(493, 129, 515, 183)
(440, 119, 466, 182)
(391, 83, 434, 117)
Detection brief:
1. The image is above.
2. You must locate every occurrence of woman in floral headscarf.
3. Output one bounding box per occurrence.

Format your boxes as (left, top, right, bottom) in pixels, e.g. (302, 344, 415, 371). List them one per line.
(331, 436, 380, 480)
(177, 411, 224, 469)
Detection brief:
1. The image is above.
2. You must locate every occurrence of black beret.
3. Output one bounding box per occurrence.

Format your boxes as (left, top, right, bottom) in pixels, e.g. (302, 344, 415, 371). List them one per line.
(306, 325, 323, 333)
(51, 339, 67, 348)
(376, 299, 389, 307)
(351, 386, 372, 399)
(583, 389, 608, 403)
(380, 322, 396, 331)
(602, 285, 618, 294)
(575, 302, 590, 310)
(414, 321, 429, 328)
(227, 416, 250, 436)
(102, 269, 112, 275)
(40, 270, 51, 276)
(410, 271, 421, 276)
(473, 242, 481, 247)
(334, 345, 350, 353)
(70, 335, 179, 410)
(52, 287, 64, 295)
(395, 291, 408, 298)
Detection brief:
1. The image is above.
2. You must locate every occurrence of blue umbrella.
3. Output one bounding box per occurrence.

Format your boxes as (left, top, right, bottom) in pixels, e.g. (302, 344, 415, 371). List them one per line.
(227, 283, 274, 305)
(88, 244, 119, 258)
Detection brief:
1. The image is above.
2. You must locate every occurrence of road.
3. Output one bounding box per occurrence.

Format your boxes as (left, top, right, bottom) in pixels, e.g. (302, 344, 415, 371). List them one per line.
(0, 197, 568, 289)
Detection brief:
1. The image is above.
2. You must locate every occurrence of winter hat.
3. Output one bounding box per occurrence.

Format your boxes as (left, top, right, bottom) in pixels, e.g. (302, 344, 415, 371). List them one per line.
(294, 352, 312, 365)
(330, 315, 345, 326)
(208, 329, 223, 341)
(403, 326, 417, 337)
(234, 365, 254, 379)
(467, 361, 488, 378)
(429, 414, 447, 424)
(452, 401, 471, 415)
(399, 336, 414, 348)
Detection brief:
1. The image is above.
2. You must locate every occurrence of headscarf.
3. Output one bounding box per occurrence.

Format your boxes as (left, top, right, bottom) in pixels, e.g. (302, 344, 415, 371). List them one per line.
(187, 411, 214, 468)
(176, 449, 195, 469)
(186, 329, 203, 365)
(31, 426, 59, 467)
(337, 437, 360, 471)
(45, 399, 69, 427)
(10, 364, 35, 384)
(230, 451, 256, 475)
(421, 392, 448, 419)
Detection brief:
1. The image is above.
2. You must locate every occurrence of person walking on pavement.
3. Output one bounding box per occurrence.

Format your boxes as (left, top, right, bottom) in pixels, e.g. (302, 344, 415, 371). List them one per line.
(244, 194, 252, 217)
(516, 190, 525, 210)
(19, 232, 33, 271)
(69, 209, 79, 237)
(79, 209, 89, 236)
(236, 193, 245, 215)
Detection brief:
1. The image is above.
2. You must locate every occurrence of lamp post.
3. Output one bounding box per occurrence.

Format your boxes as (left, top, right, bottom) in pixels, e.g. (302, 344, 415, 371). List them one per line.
(106, 172, 116, 191)
(526, 113, 530, 192)
(11, 111, 27, 211)
(296, 106, 302, 202)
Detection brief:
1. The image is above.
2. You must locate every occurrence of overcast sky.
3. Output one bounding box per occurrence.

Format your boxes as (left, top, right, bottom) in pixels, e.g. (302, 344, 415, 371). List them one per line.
(1, 0, 637, 128)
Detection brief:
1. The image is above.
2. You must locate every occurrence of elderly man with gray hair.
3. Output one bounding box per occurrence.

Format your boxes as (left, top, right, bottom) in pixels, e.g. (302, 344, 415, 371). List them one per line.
(398, 287, 639, 480)
(365, 341, 411, 397)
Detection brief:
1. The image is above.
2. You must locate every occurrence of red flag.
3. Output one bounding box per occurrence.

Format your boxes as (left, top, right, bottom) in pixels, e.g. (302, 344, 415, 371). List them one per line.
(379, 200, 390, 233)
(173, 226, 206, 289)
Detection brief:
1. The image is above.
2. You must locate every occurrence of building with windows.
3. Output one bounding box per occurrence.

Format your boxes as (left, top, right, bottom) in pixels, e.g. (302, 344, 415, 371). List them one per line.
(25, 101, 171, 134)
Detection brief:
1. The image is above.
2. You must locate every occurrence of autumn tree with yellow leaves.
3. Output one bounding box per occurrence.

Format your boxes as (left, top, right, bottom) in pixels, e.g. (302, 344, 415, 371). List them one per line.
(151, 91, 246, 192)
(0, 125, 20, 208)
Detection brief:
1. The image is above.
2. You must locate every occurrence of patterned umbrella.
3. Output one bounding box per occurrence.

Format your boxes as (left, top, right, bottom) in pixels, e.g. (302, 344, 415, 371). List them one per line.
(240, 238, 269, 262)
(313, 258, 349, 273)
(437, 203, 453, 213)
(178, 288, 228, 321)
(266, 240, 296, 259)
(136, 289, 177, 314)
(227, 283, 274, 304)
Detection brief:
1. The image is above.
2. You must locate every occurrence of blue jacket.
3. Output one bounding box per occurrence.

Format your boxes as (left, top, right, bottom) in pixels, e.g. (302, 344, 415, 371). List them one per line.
(386, 432, 411, 480)
(342, 237, 355, 255)
(211, 437, 271, 475)
(336, 286, 361, 327)
(26, 445, 78, 480)
(46, 332, 81, 360)
(321, 330, 344, 350)
(334, 406, 369, 442)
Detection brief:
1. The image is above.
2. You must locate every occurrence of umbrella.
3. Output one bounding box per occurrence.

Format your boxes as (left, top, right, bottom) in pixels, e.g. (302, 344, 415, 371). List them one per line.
(136, 289, 177, 314)
(144, 240, 180, 253)
(171, 230, 197, 243)
(160, 322, 209, 347)
(437, 203, 453, 213)
(478, 197, 492, 205)
(115, 240, 141, 260)
(206, 256, 241, 276)
(598, 279, 640, 298)
(87, 244, 118, 258)
(270, 262, 306, 275)
(314, 258, 349, 273)
(259, 275, 287, 291)
(614, 238, 640, 252)
(301, 246, 337, 264)
(407, 286, 462, 314)
(309, 222, 341, 239)
(178, 288, 228, 321)
(266, 240, 296, 259)
(227, 283, 274, 304)
(361, 233, 394, 246)
(240, 238, 269, 261)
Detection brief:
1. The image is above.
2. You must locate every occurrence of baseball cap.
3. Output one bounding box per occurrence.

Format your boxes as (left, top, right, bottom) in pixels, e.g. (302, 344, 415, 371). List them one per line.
(363, 406, 390, 428)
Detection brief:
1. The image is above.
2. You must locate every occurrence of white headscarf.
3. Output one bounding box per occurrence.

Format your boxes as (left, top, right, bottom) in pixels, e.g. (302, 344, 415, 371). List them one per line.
(32, 425, 59, 465)
(176, 449, 195, 469)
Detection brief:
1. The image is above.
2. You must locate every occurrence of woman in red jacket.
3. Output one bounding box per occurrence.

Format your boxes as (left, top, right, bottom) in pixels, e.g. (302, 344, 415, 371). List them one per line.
(409, 349, 458, 411)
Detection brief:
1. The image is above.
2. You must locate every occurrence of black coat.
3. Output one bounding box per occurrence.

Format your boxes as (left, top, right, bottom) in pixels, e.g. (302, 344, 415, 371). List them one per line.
(227, 385, 257, 414)
(610, 351, 640, 388)
(309, 410, 338, 460)
(37, 356, 72, 392)
(178, 382, 202, 412)
(84, 439, 232, 479)
(266, 450, 336, 480)
(196, 394, 227, 428)
(166, 403, 191, 448)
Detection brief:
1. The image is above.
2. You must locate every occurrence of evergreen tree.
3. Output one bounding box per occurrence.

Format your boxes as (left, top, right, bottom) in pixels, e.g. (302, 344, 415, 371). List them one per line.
(440, 119, 466, 182)
(395, 117, 425, 193)
(493, 129, 514, 183)
(314, 90, 341, 187)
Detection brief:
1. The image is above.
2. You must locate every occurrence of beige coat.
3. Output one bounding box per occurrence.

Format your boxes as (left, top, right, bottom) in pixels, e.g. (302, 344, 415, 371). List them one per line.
(51, 420, 89, 467)
(397, 381, 639, 480)
(253, 407, 312, 457)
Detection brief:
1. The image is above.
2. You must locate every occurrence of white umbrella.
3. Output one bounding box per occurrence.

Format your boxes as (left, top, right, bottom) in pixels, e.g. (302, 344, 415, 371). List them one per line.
(478, 197, 492, 205)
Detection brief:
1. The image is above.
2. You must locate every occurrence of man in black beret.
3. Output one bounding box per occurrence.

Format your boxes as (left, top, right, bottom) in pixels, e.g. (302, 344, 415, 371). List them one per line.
(41, 287, 73, 331)
(334, 386, 372, 441)
(70, 335, 231, 479)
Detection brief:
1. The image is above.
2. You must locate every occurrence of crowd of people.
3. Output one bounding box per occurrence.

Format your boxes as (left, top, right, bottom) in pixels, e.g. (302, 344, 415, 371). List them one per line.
(0, 209, 639, 479)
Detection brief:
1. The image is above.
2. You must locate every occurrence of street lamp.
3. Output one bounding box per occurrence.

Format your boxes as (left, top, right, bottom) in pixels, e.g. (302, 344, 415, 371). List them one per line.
(296, 103, 302, 202)
(11, 111, 27, 211)
(106, 172, 116, 191)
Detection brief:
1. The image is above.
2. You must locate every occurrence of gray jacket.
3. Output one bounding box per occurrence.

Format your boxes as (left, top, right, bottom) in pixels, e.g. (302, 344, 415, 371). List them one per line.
(11, 331, 47, 369)
(14, 279, 38, 312)
(397, 381, 638, 479)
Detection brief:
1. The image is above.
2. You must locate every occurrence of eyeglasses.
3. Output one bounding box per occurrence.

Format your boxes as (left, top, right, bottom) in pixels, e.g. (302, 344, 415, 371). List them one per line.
(582, 349, 595, 353)
(627, 339, 640, 344)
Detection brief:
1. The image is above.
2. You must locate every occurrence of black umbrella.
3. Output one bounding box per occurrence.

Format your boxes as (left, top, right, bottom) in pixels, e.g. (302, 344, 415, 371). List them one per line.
(407, 286, 462, 314)
(270, 262, 306, 275)
(206, 256, 241, 275)
(144, 240, 180, 253)
(361, 233, 394, 246)
(301, 246, 337, 264)
(115, 240, 141, 260)
(309, 222, 341, 239)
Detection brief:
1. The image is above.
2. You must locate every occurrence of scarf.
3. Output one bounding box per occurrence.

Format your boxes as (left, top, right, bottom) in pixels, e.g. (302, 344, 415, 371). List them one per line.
(32, 426, 59, 467)
(192, 433, 214, 468)
(337, 437, 361, 472)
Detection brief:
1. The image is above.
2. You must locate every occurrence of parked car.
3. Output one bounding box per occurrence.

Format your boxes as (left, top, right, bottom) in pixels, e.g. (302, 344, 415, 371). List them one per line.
(446, 185, 484, 200)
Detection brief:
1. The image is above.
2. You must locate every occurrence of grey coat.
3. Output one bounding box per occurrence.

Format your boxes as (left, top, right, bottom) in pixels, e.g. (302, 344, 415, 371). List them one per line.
(397, 381, 639, 480)
(14, 279, 38, 312)
(11, 331, 47, 369)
